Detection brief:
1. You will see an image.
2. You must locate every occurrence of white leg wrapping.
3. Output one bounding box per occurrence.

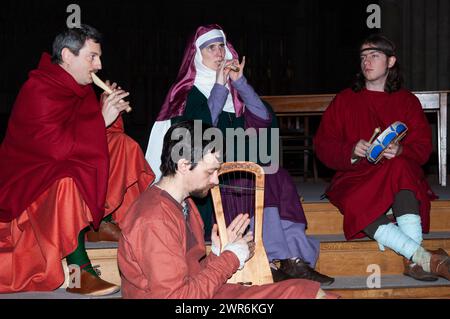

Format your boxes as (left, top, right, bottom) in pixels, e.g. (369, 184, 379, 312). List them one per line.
(373, 223, 420, 260)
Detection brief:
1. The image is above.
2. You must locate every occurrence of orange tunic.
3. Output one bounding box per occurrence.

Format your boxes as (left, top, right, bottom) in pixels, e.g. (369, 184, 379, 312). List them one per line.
(105, 116, 155, 223)
(118, 186, 328, 299)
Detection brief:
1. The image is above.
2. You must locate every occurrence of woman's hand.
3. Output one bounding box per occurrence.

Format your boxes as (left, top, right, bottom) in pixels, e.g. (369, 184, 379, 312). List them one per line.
(215, 60, 231, 85)
(227, 56, 245, 82)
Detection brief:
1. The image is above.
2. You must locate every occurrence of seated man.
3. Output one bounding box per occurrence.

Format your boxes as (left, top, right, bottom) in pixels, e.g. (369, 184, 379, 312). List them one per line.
(314, 34, 449, 281)
(118, 120, 337, 299)
(0, 25, 154, 296)
(145, 24, 333, 285)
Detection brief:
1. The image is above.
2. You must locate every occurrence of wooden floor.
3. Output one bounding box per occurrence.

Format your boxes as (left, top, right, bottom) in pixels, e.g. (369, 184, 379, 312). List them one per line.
(303, 201, 450, 298)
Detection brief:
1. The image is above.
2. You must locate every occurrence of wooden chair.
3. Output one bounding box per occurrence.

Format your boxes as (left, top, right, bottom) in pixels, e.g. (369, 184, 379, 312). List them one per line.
(277, 114, 318, 182)
(210, 161, 273, 285)
(262, 91, 449, 186)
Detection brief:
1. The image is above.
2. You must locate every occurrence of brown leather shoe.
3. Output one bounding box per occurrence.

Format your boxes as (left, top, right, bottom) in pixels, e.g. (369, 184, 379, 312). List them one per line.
(86, 221, 121, 242)
(429, 248, 448, 256)
(279, 258, 335, 286)
(403, 258, 438, 281)
(430, 250, 450, 280)
(66, 270, 120, 296)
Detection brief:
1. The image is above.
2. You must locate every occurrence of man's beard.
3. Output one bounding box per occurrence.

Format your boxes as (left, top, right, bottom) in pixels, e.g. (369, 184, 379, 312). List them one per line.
(189, 186, 211, 199)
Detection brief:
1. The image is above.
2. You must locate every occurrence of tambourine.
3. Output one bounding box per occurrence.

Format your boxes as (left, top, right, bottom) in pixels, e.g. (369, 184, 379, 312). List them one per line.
(366, 121, 408, 164)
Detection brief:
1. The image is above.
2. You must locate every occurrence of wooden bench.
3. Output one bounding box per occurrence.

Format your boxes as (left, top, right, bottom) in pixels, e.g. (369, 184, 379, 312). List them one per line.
(261, 91, 449, 186)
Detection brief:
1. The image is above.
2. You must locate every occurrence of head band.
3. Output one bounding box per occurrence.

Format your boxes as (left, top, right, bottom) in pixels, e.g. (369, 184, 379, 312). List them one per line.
(360, 46, 395, 56)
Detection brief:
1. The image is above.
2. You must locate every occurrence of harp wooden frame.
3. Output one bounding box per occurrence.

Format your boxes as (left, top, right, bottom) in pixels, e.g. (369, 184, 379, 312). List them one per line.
(210, 161, 273, 285)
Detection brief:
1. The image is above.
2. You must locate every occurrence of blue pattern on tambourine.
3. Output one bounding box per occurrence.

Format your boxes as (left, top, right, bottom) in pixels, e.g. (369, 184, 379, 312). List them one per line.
(366, 121, 408, 163)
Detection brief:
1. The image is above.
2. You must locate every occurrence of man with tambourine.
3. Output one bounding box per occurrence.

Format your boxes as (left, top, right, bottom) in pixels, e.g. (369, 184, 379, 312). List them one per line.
(314, 34, 450, 282)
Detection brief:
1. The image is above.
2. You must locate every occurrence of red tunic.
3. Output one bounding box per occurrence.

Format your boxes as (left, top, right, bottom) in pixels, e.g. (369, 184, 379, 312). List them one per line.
(314, 88, 435, 240)
(118, 186, 328, 299)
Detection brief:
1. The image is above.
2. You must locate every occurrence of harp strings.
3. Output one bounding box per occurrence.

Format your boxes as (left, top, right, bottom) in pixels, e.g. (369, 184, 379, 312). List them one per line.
(219, 170, 257, 228)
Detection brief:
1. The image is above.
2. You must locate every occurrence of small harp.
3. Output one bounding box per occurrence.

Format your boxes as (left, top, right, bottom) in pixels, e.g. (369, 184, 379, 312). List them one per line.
(210, 161, 273, 285)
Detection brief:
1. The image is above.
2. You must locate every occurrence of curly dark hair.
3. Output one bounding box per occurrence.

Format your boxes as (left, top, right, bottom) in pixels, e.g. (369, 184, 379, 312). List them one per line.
(160, 120, 224, 177)
(352, 34, 403, 93)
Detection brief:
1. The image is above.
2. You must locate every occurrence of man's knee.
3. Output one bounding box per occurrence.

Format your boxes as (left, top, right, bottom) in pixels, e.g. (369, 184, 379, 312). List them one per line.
(392, 190, 419, 217)
(364, 214, 392, 239)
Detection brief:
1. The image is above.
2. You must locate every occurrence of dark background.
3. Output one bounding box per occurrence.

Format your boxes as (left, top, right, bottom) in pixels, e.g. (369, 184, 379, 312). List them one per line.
(1, 0, 448, 176)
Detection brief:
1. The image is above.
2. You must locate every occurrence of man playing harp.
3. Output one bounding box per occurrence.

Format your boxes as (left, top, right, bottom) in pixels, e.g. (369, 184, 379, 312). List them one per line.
(118, 120, 337, 299)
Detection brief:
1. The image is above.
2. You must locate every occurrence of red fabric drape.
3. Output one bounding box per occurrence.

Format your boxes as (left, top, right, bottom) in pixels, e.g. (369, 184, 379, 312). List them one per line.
(0, 53, 108, 228)
(0, 53, 155, 292)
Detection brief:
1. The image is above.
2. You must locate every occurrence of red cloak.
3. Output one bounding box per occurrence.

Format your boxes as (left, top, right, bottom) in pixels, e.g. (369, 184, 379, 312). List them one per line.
(314, 88, 436, 240)
(0, 53, 155, 292)
(0, 53, 109, 228)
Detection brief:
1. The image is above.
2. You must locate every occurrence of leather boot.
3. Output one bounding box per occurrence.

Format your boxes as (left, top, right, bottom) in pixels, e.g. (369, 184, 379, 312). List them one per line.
(429, 248, 448, 256)
(66, 270, 120, 296)
(402, 257, 438, 281)
(269, 261, 292, 282)
(279, 258, 335, 286)
(86, 221, 121, 242)
(430, 249, 450, 280)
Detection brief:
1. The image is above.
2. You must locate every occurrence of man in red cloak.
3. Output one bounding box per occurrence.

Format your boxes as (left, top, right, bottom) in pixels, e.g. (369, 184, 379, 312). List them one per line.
(314, 34, 450, 282)
(118, 120, 337, 299)
(0, 25, 154, 295)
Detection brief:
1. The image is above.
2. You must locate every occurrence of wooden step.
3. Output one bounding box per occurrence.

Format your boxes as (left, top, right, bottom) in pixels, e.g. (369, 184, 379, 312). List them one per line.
(0, 288, 121, 299)
(323, 275, 450, 299)
(73, 236, 450, 289)
(4, 278, 449, 299)
(4, 277, 449, 299)
(8, 202, 449, 298)
(304, 200, 450, 235)
(314, 233, 450, 276)
(58, 218, 450, 298)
